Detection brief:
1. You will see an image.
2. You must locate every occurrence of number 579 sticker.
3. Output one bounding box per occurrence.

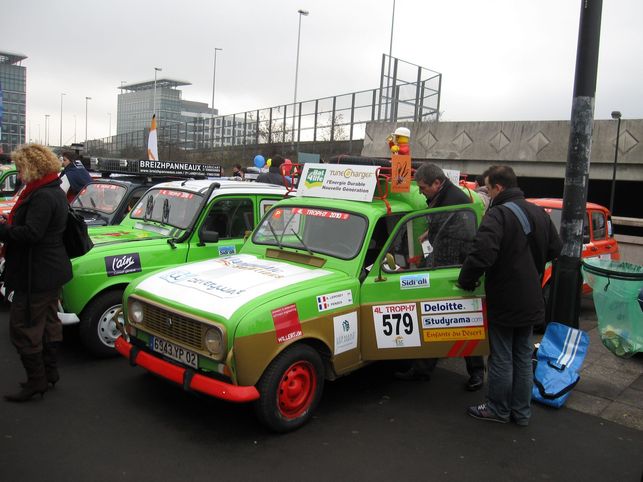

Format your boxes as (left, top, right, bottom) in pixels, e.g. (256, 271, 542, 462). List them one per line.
(372, 303, 421, 348)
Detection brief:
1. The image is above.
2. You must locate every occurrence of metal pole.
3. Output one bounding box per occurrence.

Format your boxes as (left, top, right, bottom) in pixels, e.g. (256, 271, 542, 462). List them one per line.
(292, 9, 309, 145)
(211, 48, 223, 148)
(59, 93, 66, 147)
(384, 0, 396, 121)
(85, 97, 91, 146)
(549, 0, 603, 329)
(609, 111, 622, 214)
(44, 114, 50, 145)
(108, 112, 112, 138)
(153, 67, 162, 120)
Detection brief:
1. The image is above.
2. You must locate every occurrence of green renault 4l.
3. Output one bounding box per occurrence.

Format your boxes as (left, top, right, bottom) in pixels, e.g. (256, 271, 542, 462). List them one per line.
(60, 178, 287, 356)
(115, 163, 489, 431)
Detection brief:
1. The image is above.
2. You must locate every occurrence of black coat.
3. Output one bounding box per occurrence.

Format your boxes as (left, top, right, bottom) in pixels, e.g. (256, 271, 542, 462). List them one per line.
(256, 166, 286, 186)
(458, 188, 562, 327)
(0, 179, 73, 293)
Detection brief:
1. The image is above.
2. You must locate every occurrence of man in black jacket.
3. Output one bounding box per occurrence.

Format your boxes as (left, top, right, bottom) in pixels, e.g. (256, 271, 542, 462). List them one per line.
(459, 165, 562, 425)
(256, 155, 286, 186)
(395, 163, 486, 391)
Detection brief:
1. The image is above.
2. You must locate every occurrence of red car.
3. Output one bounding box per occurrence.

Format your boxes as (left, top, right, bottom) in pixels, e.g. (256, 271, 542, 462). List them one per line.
(528, 198, 620, 296)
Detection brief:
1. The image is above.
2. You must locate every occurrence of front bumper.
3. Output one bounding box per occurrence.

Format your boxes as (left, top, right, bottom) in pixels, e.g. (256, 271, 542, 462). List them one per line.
(115, 337, 259, 403)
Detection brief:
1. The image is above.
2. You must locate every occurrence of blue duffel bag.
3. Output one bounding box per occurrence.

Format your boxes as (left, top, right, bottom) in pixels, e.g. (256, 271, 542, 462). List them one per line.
(532, 322, 590, 408)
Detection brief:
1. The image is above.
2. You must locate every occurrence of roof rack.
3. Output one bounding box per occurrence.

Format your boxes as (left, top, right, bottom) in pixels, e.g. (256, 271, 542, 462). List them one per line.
(91, 158, 222, 179)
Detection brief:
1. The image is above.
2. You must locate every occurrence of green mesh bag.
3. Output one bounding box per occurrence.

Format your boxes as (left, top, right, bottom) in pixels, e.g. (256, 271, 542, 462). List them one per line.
(582, 259, 643, 357)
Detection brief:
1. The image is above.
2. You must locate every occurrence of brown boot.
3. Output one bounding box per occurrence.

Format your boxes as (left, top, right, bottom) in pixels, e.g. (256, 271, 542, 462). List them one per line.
(21, 343, 60, 388)
(5, 353, 48, 402)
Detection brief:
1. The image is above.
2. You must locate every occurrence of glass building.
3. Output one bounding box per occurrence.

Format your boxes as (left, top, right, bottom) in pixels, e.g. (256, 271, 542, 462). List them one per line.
(0, 52, 27, 153)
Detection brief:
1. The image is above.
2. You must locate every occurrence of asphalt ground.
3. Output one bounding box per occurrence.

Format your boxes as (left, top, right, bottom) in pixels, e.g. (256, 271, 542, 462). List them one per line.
(1, 304, 642, 482)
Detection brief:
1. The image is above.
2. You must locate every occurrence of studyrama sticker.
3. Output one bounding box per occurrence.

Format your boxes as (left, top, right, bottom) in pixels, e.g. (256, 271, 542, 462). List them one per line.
(105, 253, 142, 277)
(333, 311, 358, 355)
(272, 304, 303, 344)
(316, 290, 353, 312)
(372, 303, 421, 349)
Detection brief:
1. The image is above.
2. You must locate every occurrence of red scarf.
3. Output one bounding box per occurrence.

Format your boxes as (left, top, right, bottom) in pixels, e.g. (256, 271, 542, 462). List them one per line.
(7, 172, 60, 225)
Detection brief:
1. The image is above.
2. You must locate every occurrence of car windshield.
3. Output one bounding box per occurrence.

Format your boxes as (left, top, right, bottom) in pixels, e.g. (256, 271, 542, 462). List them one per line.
(72, 182, 128, 214)
(130, 188, 203, 230)
(253, 206, 367, 259)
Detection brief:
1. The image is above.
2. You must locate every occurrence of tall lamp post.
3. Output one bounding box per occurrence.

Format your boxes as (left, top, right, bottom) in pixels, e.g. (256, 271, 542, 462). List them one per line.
(292, 8, 309, 145)
(211, 47, 223, 148)
(609, 111, 622, 214)
(85, 97, 91, 146)
(108, 112, 112, 138)
(59, 92, 66, 147)
(385, 0, 396, 121)
(44, 114, 50, 145)
(153, 67, 162, 122)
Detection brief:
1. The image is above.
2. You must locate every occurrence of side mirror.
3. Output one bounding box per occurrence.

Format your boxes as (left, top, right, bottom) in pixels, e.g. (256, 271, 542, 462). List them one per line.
(384, 253, 397, 271)
(198, 228, 220, 245)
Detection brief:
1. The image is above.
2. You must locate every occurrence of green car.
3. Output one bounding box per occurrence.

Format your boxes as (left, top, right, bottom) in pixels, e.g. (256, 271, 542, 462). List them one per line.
(59, 179, 287, 356)
(0, 163, 19, 201)
(116, 164, 490, 431)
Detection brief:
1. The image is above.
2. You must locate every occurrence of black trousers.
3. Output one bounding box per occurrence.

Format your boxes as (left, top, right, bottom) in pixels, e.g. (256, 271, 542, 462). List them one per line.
(414, 355, 485, 377)
(9, 289, 62, 355)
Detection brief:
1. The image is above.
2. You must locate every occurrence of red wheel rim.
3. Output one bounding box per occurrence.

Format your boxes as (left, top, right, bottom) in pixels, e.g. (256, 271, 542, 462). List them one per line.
(277, 360, 317, 419)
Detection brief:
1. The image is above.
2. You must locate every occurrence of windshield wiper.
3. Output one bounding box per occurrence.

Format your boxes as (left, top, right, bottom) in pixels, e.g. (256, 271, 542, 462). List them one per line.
(90, 197, 96, 209)
(162, 198, 170, 224)
(144, 195, 154, 221)
(290, 228, 313, 255)
(267, 221, 284, 250)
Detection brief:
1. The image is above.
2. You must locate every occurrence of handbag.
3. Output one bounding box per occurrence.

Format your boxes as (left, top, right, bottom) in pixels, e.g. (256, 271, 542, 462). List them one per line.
(64, 207, 94, 258)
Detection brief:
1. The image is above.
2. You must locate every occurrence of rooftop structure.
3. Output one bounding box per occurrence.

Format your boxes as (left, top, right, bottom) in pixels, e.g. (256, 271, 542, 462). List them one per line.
(0, 51, 27, 152)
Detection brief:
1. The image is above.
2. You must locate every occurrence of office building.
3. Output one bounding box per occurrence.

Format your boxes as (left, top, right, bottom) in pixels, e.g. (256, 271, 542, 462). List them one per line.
(0, 52, 27, 153)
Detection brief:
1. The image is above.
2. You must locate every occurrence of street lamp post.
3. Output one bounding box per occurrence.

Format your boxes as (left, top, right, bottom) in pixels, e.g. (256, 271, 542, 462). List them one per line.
(153, 67, 162, 123)
(85, 97, 91, 146)
(609, 110, 622, 214)
(44, 114, 50, 145)
(108, 112, 112, 138)
(211, 48, 223, 148)
(385, 0, 396, 121)
(59, 92, 66, 147)
(292, 9, 309, 145)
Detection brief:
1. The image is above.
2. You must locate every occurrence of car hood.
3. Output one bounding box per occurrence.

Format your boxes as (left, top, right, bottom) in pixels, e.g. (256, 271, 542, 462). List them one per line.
(88, 224, 172, 246)
(133, 254, 336, 320)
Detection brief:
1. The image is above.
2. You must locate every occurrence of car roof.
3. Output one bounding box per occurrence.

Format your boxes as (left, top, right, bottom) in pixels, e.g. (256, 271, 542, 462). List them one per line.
(527, 198, 610, 213)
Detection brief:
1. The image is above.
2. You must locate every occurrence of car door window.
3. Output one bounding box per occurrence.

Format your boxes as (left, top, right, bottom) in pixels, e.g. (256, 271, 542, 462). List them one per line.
(582, 213, 590, 244)
(591, 212, 606, 240)
(203, 198, 253, 239)
(384, 208, 477, 271)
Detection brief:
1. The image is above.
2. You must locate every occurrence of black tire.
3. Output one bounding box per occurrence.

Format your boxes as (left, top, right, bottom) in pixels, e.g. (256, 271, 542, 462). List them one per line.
(79, 290, 124, 357)
(254, 344, 324, 433)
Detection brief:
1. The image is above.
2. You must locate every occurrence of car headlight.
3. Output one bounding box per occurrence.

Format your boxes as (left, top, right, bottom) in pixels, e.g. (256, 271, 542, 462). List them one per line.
(128, 300, 144, 324)
(204, 327, 225, 358)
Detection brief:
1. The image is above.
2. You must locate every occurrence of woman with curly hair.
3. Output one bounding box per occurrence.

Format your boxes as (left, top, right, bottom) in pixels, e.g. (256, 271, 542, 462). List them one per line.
(1, 144, 72, 402)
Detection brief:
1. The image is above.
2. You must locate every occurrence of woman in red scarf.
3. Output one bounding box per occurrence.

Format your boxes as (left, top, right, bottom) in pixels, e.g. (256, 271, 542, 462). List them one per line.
(1, 144, 72, 402)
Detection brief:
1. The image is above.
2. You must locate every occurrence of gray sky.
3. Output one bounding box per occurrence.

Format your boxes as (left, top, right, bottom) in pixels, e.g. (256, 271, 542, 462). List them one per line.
(3, 0, 642, 143)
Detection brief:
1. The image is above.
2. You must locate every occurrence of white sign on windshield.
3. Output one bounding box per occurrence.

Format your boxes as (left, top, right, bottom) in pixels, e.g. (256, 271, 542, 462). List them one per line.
(296, 164, 378, 202)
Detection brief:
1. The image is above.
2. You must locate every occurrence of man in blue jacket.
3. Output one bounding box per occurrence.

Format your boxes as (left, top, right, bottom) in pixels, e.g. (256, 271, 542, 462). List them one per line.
(59, 150, 92, 202)
(458, 165, 562, 426)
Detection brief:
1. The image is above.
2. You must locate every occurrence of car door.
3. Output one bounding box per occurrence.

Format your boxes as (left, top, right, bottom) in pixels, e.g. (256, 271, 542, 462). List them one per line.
(359, 205, 489, 361)
(186, 195, 282, 263)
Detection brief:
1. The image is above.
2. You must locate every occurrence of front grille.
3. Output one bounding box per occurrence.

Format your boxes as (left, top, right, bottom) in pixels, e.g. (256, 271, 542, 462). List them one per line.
(141, 302, 204, 351)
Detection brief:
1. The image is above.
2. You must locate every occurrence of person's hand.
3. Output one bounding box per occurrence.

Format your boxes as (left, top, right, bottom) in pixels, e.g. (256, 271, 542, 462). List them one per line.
(456, 280, 478, 292)
(418, 230, 428, 243)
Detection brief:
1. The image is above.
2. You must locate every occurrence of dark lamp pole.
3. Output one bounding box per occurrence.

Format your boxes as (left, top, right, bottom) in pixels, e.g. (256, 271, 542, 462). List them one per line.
(609, 110, 622, 214)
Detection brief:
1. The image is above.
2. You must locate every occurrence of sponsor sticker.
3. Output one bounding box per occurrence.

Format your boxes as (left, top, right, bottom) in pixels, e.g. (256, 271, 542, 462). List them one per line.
(422, 313, 484, 329)
(423, 326, 485, 342)
(292, 208, 350, 220)
(316, 289, 353, 312)
(105, 253, 142, 277)
(333, 311, 358, 355)
(372, 303, 421, 348)
(218, 245, 236, 256)
(420, 298, 482, 314)
(296, 164, 378, 202)
(272, 304, 303, 344)
(400, 273, 430, 290)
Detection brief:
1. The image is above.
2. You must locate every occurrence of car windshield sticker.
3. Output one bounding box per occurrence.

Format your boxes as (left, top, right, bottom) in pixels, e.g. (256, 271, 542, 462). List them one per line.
(158, 189, 194, 199)
(272, 304, 303, 344)
(218, 246, 236, 256)
(400, 274, 430, 290)
(372, 303, 421, 348)
(292, 208, 350, 220)
(333, 311, 358, 355)
(316, 290, 353, 312)
(105, 253, 142, 277)
(421, 298, 486, 342)
(296, 164, 378, 202)
(142, 254, 331, 319)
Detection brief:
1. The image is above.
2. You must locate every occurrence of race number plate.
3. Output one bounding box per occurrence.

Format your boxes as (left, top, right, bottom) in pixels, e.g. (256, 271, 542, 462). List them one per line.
(150, 336, 198, 369)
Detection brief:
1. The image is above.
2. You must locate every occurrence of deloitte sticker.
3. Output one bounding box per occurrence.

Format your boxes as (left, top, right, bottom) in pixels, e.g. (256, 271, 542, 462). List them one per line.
(304, 168, 326, 188)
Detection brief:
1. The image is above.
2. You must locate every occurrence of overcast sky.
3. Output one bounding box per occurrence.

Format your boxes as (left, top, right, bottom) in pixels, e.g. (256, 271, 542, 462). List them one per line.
(3, 0, 642, 144)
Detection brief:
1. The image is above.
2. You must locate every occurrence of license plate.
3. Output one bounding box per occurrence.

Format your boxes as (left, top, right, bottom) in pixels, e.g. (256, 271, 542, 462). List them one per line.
(150, 336, 198, 369)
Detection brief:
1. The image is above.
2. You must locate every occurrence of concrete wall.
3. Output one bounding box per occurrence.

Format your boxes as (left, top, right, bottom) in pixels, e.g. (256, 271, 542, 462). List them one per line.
(362, 120, 643, 181)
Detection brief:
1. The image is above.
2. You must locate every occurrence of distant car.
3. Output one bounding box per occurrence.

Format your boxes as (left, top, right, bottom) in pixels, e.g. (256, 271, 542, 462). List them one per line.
(528, 198, 620, 297)
(0, 164, 19, 201)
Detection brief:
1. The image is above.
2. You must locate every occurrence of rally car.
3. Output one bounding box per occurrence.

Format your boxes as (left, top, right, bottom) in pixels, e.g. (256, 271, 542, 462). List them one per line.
(60, 178, 287, 356)
(115, 163, 489, 432)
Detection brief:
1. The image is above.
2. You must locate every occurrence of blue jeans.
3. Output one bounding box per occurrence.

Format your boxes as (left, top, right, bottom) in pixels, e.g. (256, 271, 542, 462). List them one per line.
(486, 323, 534, 422)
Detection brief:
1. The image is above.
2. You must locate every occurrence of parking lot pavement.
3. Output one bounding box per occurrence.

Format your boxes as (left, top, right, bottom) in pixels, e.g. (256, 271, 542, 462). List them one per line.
(440, 295, 643, 431)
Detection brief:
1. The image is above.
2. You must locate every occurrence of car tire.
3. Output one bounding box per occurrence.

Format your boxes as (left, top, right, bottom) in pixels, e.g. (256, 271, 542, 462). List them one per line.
(79, 290, 124, 357)
(254, 344, 324, 433)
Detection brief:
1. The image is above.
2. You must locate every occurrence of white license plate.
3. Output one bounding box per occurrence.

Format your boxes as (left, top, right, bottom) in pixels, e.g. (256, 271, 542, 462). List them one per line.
(150, 336, 198, 369)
